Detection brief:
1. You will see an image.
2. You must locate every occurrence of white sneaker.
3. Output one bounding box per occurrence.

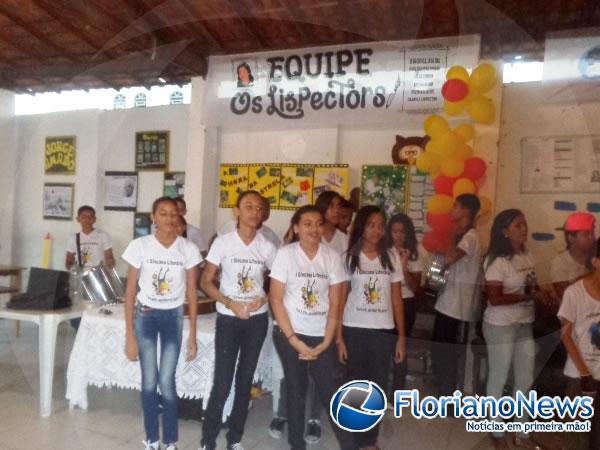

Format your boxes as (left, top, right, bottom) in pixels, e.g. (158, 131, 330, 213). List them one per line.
(226, 443, 245, 450)
(164, 445, 177, 450)
(142, 440, 160, 450)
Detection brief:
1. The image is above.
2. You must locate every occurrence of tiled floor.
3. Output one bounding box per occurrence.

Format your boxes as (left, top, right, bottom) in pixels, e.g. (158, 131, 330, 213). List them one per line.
(0, 320, 560, 450)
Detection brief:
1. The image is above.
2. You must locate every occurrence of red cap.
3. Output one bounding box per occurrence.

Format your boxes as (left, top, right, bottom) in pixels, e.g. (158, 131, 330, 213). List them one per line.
(564, 212, 596, 232)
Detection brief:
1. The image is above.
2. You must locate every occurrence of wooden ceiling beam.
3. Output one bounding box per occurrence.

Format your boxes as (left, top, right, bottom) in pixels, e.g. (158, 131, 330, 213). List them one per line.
(277, 0, 313, 45)
(226, 0, 267, 48)
(0, 3, 74, 61)
(178, 0, 226, 52)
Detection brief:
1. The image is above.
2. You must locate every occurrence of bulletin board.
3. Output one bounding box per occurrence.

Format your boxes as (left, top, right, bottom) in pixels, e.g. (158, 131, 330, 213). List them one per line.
(219, 163, 349, 210)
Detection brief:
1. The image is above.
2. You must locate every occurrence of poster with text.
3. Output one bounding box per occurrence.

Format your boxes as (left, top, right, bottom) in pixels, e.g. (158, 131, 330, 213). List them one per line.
(219, 165, 249, 208)
(45, 136, 76, 174)
(248, 165, 281, 206)
(313, 166, 349, 199)
(279, 166, 314, 209)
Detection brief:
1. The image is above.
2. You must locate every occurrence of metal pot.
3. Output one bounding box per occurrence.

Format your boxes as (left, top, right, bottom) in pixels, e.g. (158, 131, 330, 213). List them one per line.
(80, 264, 124, 304)
(424, 253, 448, 298)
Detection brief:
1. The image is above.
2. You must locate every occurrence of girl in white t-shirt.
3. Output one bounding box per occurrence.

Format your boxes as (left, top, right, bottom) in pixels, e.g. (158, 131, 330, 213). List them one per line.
(200, 190, 277, 450)
(558, 239, 600, 449)
(386, 213, 424, 394)
(337, 205, 406, 450)
(123, 197, 201, 450)
(270, 205, 358, 450)
(315, 190, 349, 255)
(483, 209, 549, 450)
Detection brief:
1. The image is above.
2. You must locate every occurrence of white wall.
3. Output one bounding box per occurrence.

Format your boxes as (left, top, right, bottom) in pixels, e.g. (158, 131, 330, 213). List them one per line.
(496, 81, 600, 283)
(11, 105, 189, 275)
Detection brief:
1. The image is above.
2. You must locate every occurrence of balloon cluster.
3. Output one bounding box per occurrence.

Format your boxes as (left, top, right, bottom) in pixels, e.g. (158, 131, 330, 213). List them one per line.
(416, 113, 492, 253)
(441, 63, 497, 124)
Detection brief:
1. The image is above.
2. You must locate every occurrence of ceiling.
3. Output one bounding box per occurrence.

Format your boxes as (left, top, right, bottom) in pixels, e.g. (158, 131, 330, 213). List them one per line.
(0, 0, 598, 93)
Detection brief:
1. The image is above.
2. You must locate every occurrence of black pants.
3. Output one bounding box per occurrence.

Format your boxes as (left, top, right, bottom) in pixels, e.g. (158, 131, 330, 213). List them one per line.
(431, 311, 467, 395)
(564, 376, 600, 450)
(275, 377, 322, 421)
(343, 325, 394, 448)
(391, 297, 416, 393)
(273, 326, 358, 450)
(201, 312, 268, 449)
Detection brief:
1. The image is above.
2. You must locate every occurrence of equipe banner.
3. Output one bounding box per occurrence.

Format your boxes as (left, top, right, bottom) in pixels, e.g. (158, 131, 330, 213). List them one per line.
(204, 35, 480, 127)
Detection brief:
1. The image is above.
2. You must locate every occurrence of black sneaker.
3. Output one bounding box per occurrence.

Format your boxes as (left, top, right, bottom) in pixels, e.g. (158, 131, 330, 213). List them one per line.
(304, 420, 321, 444)
(268, 417, 286, 439)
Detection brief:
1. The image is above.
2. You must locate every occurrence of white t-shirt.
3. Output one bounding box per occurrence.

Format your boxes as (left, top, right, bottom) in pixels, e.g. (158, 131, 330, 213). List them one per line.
(122, 235, 201, 309)
(550, 250, 589, 284)
(343, 251, 404, 330)
(558, 280, 600, 380)
(483, 251, 536, 326)
(186, 224, 208, 254)
(270, 242, 347, 336)
(391, 247, 425, 300)
(434, 228, 482, 322)
(206, 231, 277, 316)
(218, 220, 282, 249)
(322, 229, 348, 255)
(66, 228, 112, 268)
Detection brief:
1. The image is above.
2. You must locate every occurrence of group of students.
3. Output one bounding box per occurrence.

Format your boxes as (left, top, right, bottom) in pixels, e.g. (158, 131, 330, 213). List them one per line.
(66, 190, 600, 450)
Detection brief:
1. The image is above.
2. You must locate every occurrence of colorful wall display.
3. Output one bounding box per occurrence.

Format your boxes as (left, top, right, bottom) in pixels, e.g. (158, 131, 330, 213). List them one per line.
(45, 136, 76, 174)
(135, 131, 169, 170)
(219, 163, 349, 210)
(204, 35, 480, 127)
(360, 165, 409, 219)
(164, 172, 185, 198)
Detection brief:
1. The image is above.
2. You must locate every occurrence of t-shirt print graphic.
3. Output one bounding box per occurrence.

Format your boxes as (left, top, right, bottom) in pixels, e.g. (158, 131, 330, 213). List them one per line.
(301, 279, 319, 309)
(152, 267, 172, 296)
(590, 321, 600, 349)
(82, 248, 92, 264)
(363, 277, 381, 304)
(237, 265, 254, 293)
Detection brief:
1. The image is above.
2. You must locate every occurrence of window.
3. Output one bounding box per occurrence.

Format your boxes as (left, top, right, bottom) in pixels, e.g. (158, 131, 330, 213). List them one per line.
(170, 91, 184, 105)
(113, 94, 126, 109)
(134, 93, 147, 108)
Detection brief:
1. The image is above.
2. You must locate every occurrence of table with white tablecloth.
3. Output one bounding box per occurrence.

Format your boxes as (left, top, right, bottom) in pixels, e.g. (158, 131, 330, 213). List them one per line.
(66, 304, 281, 418)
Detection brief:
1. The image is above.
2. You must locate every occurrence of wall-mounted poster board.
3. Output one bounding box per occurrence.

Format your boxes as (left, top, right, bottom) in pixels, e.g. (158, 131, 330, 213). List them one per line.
(104, 171, 138, 211)
(219, 163, 349, 210)
(360, 165, 434, 239)
(45, 136, 76, 175)
(134, 213, 152, 238)
(43, 183, 74, 220)
(164, 172, 185, 198)
(135, 131, 169, 170)
(520, 135, 600, 193)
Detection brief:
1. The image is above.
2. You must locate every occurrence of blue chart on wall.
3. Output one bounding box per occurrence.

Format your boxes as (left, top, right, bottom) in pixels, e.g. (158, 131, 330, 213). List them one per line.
(531, 200, 599, 242)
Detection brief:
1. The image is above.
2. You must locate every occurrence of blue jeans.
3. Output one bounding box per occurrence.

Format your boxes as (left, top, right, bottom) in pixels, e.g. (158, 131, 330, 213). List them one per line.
(483, 321, 535, 439)
(134, 304, 184, 445)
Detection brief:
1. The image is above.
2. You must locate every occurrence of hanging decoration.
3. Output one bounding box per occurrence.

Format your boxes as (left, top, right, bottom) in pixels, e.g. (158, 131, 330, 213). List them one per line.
(416, 62, 498, 252)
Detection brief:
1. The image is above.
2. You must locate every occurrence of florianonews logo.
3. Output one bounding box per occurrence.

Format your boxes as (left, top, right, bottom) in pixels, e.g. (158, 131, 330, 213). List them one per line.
(330, 380, 387, 432)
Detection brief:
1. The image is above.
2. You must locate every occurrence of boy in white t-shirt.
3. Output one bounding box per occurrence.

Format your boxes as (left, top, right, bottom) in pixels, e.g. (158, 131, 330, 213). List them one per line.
(65, 205, 115, 270)
(558, 238, 600, 450)
(432, 194, 482, 396)
(551, 212, 596, 301)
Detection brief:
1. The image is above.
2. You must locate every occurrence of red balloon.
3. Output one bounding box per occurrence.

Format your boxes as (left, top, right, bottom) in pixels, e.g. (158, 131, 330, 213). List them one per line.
(433, 175, 457, 196)
(462, 157, 487, 181)
(426, 213, 453, 235)
(442, 79, 469, 102)
(422, 231, 450, 253)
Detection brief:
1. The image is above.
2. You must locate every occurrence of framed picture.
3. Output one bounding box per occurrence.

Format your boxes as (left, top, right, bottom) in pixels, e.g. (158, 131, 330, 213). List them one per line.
(135, 131, 169, 170)
(45, 136, 76, 175)
(134, 213, 152, 239)
(360, 165, 409, 218)
(43, 183, 74, 220)
(163, 172, 185, 198)
(104, 171, 138, 211)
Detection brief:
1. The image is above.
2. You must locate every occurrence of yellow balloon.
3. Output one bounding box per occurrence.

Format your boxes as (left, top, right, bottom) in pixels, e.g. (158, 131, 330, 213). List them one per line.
(453, 178, 476, 197)
(427, 195, 454, 214)
(429, 152, 442, 173)
(426, 139, 443, 156)
(446, 65, 470, 82)
(455, 143, 474, 160)
(424, 115, 450, 137)
(435, 132, 460, 158)
(415, 152, 432, 173)
(441, 158, 464, 178)
(454, 124, 475, 142)
(479, 195, 492, 215)
(469, 63, 497, 94)
(443, 100, 466, 116)
(467, 95, 495, 124)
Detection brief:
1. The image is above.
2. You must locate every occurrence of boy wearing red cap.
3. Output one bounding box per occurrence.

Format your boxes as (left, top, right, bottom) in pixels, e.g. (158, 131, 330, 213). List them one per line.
(551, 212, 596, 301)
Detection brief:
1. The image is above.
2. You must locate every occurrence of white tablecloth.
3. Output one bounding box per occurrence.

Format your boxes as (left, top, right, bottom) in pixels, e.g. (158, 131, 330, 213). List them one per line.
(66, 304, 278, 417)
